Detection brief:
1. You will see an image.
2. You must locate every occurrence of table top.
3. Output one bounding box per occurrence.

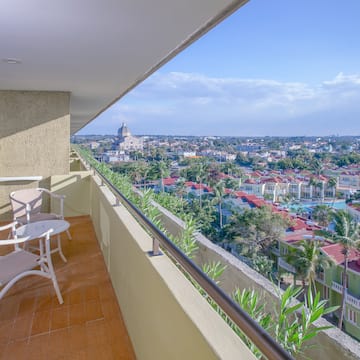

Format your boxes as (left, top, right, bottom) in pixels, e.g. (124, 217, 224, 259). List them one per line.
(16, 220, 70, 240)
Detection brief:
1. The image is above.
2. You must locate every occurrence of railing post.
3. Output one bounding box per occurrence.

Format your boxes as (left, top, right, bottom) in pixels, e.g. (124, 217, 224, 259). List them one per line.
(150, 237, 161, 257)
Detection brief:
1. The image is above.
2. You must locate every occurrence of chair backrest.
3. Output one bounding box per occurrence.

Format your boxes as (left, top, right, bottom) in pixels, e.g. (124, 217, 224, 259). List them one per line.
(9, 188, 43, 220)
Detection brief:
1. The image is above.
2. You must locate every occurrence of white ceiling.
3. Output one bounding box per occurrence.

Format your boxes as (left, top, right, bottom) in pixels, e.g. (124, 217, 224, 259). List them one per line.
(1, 0, 248, 134)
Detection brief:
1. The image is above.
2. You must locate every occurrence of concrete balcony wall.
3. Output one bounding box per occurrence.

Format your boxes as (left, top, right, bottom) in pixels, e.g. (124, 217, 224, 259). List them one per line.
(51, 172, 256, 360)
(155, 203, 360, 360)
(50, 171, 92, 217)
(0, 90, 70, 221)
(278, 258, 296, 273)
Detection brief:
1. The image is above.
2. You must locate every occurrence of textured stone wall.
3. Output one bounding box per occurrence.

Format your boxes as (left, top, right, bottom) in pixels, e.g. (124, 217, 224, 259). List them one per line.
(0, 91, 70, 220)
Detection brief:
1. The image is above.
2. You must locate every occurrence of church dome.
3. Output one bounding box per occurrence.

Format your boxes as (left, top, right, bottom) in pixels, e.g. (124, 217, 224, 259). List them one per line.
(118, 122, 131, 138)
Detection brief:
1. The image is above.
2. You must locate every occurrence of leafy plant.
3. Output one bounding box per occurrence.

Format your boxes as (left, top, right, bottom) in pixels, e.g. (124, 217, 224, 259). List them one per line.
(170, 216, 199, 258)
(202, 261, 227, 284)
(232, 288, 272, 358)
(273, 286, 338, 357)
(231, 285, 338, 358)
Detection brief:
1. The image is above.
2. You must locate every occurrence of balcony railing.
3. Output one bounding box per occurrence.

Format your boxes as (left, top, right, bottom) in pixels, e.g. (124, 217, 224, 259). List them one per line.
(271, 247, 280, 256)
(347, 293, 360, 310)
(278, 257, 296, 273)
(84, 160, 294, 360)
(332, 280, 343, 294)
(332, 281, 360, 310)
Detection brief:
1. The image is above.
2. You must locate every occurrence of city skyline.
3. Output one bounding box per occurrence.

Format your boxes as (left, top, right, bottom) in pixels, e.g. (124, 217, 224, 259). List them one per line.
(78, 0, 360, 137)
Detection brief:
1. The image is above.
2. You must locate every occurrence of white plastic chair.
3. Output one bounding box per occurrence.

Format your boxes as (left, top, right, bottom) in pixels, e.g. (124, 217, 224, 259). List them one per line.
(9, 188, 71, 240)
(0, 222, 63, 304)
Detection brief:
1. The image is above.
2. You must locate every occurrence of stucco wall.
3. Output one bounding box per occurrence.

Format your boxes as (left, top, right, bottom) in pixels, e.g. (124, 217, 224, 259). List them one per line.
(0, 90, 70, 220)
(50, 172, 91, 217)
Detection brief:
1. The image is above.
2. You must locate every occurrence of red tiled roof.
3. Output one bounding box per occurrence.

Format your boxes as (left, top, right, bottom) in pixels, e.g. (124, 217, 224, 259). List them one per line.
(284, 230, 314, 243)
(233, 191, 248, 198)
(250, 199, 268, 207)
(191, 183, 212, 192)
(218, 173, 232, 179)
(321, 243, 360, 265)
(244, 179, 257, 184)
(289, 218, 308, 231)
(162, 177, 177, 186)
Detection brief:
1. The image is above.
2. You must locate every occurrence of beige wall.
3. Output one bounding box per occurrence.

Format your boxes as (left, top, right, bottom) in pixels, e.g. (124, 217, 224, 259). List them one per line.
(50, 172, 91, 217)
(0, 90, 70, 220)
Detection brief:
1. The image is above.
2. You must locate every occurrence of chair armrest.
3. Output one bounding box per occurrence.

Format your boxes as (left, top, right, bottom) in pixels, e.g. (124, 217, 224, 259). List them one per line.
(0, 236, 30, 246)
(0, 221, 18, 232)
(38, 188, 65, 200)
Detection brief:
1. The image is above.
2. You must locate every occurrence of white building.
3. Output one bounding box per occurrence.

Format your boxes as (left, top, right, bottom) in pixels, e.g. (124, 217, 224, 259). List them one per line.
(118, 123, 143, 151)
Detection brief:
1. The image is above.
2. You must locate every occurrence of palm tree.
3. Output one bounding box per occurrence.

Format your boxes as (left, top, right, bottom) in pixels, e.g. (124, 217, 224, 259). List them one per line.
(327, 177, 337, 206)
(175, 178, 187, 200)
(312, 204, 333, 228)
(195, 162, 207, 209)
(308, 177, 317, 200)
(285, 238, 332, 296)
(130, 161, 148, 186)
(212, 181, 226, 229)
(332, 210, 360, 329)
(317, 181, 325, 202)
(157, 160, 169, 192)
(311, 158, 323, 176)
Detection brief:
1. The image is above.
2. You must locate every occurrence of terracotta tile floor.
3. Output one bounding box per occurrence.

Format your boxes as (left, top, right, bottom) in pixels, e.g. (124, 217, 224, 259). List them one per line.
(0, 216, 136, 360)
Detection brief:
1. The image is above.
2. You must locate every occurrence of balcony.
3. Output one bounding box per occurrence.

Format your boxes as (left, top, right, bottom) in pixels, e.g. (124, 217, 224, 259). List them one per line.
(346, 293, 360, 310)
(278, 257, 296, 273)
(332, 282, 360, 310)
(271, 247, 280, 256)
(332, 280, 343, 294)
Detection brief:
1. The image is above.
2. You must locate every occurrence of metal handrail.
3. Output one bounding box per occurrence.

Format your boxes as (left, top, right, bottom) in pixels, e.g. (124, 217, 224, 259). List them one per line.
(89, 162, 294, 360)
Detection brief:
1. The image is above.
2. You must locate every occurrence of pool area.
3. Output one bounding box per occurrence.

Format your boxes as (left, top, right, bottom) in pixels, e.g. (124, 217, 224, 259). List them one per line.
(282, 200, 347, 213)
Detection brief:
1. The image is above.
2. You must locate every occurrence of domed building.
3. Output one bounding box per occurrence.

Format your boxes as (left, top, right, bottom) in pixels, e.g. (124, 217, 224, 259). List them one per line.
(118, 122, 131, 138)
(117, 122, 143, 151)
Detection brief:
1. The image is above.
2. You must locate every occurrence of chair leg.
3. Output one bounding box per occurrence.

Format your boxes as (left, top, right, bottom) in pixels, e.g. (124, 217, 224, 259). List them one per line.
(45, 251, 64, 304)
(66, 229, 72, 240)
(51, 275, 64, 304)
(56, 234, 67, 263)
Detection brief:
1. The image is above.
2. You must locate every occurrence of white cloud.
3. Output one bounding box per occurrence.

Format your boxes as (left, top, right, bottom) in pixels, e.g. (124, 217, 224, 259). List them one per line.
(79, 72, 360, 136)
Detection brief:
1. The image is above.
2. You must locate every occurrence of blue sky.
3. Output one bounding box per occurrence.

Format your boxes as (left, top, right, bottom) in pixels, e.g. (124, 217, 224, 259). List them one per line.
(78, 0, 360, 137)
